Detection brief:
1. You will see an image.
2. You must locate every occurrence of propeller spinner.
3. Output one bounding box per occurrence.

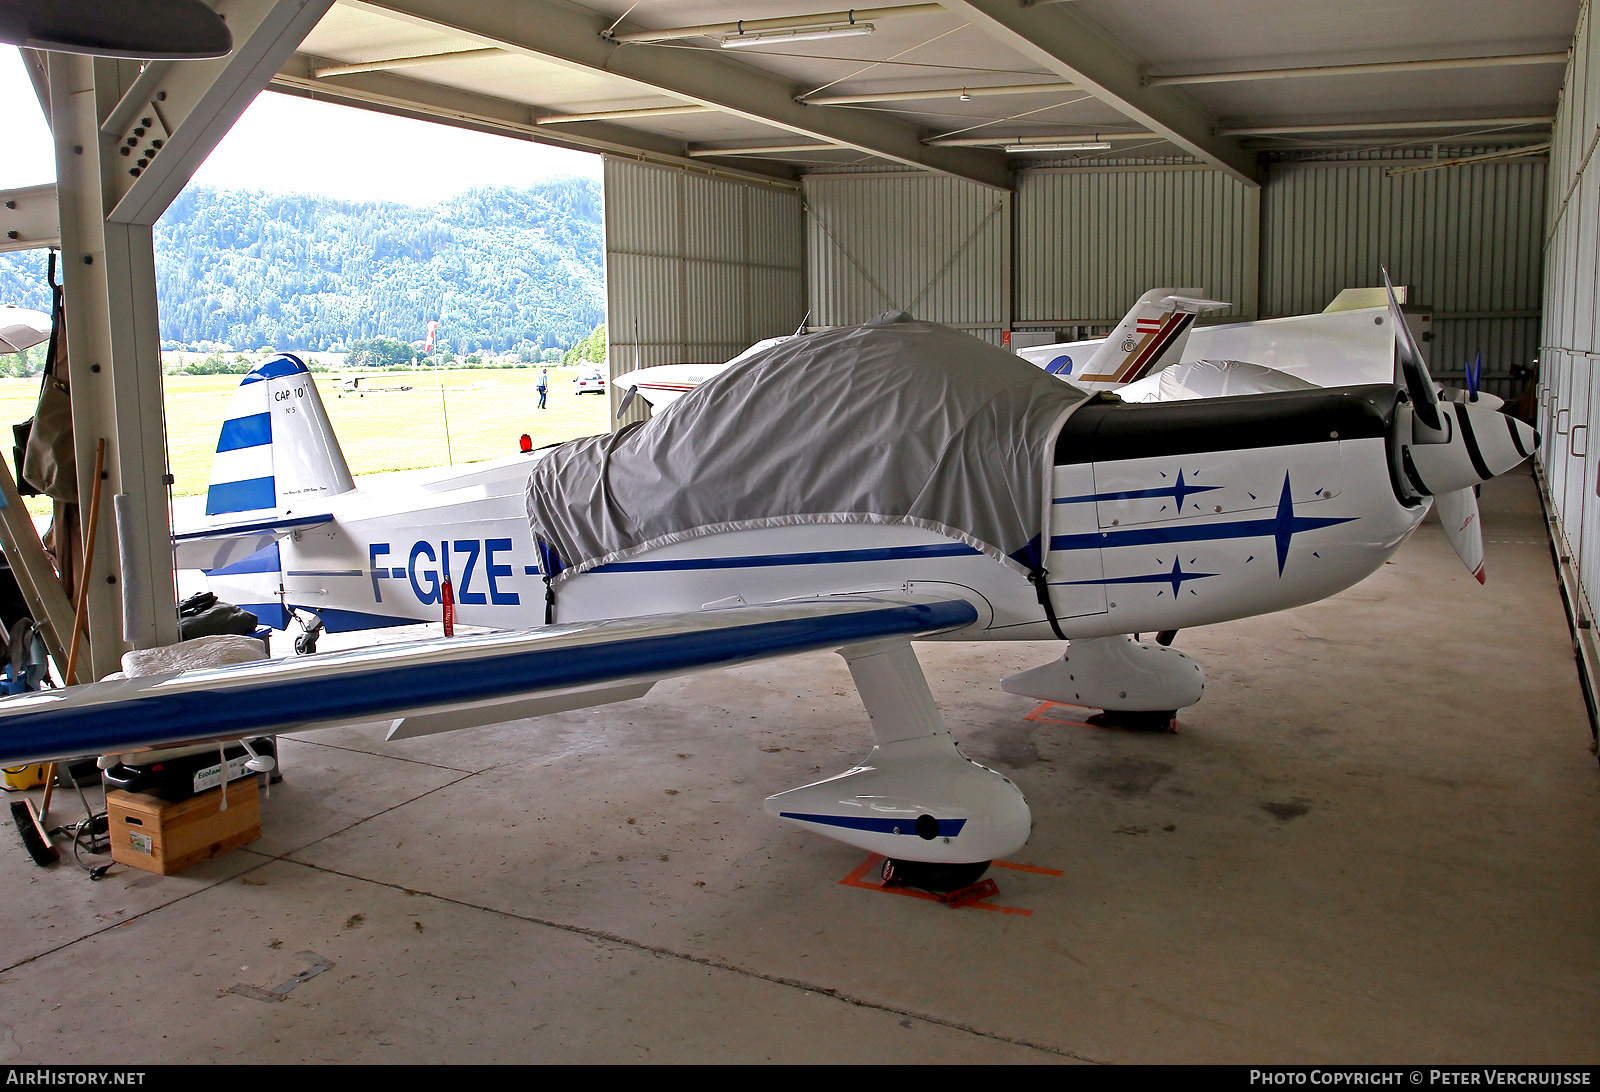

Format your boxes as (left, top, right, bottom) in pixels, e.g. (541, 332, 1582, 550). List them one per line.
(1382, 270, 1538, 582)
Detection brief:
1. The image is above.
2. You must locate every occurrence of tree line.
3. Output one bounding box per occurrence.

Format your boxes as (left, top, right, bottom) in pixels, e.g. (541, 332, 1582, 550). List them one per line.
(0, 177, 606, 360)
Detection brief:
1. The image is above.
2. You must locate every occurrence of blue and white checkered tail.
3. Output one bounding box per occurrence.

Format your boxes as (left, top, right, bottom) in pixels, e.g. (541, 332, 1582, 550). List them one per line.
(205, 354, 355, 515)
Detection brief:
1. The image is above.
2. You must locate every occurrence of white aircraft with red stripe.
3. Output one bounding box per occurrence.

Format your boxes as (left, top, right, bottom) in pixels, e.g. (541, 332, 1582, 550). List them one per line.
(1015, 288, 1230, 389)
(613, 292, 1227, 414)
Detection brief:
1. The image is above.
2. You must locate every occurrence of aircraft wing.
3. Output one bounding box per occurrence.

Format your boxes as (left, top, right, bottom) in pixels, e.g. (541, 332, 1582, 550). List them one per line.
(171, 511, 334, 570)
(0, 593, 979, 766)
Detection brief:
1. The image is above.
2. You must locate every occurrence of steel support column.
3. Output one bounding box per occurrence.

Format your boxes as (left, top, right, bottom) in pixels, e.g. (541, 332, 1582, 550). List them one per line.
(49, 53, 146, 680)
(43, 1, 330, 676)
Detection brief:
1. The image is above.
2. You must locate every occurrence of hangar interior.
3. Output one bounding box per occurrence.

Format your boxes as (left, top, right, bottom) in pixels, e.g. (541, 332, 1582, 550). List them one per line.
(0, 0, 1595, 1064)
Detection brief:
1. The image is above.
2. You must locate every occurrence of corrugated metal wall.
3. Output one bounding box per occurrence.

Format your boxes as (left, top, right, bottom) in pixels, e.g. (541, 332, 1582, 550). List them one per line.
(1262, 157, 1546, 396)
(1538, 0, 1600, 690)
(605, 159, 805, 379)
(803, 173, 1010, 344)
(806, 157, 1545, 375)
(1015, 165, 1259, 330)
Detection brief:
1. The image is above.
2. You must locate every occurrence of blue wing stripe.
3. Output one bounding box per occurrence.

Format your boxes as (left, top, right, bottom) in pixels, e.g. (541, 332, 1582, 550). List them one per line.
(0, 599, 978, 765)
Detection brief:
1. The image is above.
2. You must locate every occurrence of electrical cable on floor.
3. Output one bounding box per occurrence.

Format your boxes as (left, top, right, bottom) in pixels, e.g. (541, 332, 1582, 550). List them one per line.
(55, 811, 111, 880)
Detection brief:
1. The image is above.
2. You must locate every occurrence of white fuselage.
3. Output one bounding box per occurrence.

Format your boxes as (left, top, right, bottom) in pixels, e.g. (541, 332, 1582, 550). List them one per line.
(219, 421, 1427, 645)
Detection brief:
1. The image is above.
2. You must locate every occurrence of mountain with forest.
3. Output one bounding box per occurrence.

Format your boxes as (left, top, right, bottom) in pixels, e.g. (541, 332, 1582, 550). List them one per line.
(0, 177, 605, 354)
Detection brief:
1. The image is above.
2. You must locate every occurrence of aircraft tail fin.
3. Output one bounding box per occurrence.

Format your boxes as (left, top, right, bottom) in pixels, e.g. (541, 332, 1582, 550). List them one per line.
(1076, 288, 1229, 387)
(205, 354, 355, 515)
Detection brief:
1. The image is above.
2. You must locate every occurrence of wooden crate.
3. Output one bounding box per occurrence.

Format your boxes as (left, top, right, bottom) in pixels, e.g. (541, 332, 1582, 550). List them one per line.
(107, 778, 260, 875)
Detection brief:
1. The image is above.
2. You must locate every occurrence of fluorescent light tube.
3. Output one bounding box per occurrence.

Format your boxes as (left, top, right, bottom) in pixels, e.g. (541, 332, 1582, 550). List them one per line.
(720, 23, 876, 48)
(1001, 141, 1113, 153)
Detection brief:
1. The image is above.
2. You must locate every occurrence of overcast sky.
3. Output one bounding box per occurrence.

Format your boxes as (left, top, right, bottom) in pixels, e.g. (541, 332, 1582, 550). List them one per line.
(0, 47, 601, 204)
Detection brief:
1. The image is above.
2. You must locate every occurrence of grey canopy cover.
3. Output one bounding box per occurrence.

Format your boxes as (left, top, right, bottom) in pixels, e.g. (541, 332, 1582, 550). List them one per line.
(526, 314, 1088, 584)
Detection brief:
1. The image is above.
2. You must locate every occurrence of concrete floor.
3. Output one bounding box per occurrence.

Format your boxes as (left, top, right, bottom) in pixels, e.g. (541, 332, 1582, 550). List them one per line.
(0, 467, 1594, 1063)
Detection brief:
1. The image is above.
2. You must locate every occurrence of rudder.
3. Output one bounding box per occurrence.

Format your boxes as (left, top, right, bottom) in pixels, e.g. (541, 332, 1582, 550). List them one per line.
(1077, 289, 1228, 388)
(206, 354, 354, 515)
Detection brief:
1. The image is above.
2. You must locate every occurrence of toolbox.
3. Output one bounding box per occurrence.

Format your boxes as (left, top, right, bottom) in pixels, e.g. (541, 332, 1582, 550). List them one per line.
(106, 777, 260, 875)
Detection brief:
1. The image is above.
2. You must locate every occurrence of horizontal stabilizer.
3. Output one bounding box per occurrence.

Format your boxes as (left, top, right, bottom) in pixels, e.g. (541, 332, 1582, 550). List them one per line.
(173, 511, 333, 571)
(1160, 296, 1232, 314)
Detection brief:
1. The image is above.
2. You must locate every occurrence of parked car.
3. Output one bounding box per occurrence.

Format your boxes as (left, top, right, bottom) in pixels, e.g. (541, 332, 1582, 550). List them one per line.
(575, 371, 607, 394)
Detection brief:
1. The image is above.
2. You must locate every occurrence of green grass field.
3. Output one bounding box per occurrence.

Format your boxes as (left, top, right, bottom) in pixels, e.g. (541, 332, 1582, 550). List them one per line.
(0, 367, 612, 515)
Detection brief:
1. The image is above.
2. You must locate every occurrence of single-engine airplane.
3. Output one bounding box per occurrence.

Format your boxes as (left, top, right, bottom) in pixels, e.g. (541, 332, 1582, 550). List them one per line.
(0, 277, 1537, 888)
(618, 283, 1500, 586)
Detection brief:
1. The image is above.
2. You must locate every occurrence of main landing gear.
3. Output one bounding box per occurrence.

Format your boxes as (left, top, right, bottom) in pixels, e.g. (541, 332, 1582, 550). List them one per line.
(294, 612, 325, 655)
(881, 857, 992, 893)
(1084, 709, 1178, 732)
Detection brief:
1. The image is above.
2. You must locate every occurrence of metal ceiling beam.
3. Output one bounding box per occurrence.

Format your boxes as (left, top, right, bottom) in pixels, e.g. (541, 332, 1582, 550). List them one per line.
(275, 55, 801, 186)
(104, 0, 335, 226)
(687, 143, 843, 156)
(1147, 52, 1569, 88)
(312, 46, 502, 78)
(927, 131, 1154, 147)
(350, 0, 1013, 191)
(935, 0, 1261, 186)
(802, 80, 1076, 105)
(1220, 115, 1556, 137)
(19, 48, 50, 114)
(537, 104, 713, 124)
(606, 3, 944, 44)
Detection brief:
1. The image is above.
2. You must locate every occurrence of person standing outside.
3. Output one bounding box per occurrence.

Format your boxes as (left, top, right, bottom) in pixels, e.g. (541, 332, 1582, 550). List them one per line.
(537, 367, 548, 409)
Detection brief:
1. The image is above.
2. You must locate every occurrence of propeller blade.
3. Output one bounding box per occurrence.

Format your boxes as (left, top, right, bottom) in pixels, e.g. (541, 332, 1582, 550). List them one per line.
(1468, 351, 1483, 402)
(1435, 487, 1486, 584)
(1382, 267, 1444, 437)
(616, 385, 639, 420)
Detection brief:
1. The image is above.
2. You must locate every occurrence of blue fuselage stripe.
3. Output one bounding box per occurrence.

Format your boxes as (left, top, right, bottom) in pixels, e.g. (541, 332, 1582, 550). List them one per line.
(779, 812, 968, 837)
(592, 542, 979, 573)
(236, 603, 289, 630)
(1050, 513, 1352, 553)
(1054, 485, 1223, 504)
(0, 600, 978, 765)
(215, 413, 272, 453)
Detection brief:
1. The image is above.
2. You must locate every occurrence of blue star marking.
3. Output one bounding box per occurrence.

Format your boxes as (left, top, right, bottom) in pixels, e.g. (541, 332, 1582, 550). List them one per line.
(1049, 472, 1356, 577)
(1168, 470, 1210, 511)
(1057, 557, 1218, 597)
(1054, 467, 1223, 508)
(1270, 473, 1347, 574)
